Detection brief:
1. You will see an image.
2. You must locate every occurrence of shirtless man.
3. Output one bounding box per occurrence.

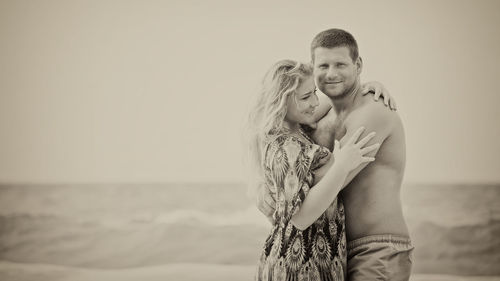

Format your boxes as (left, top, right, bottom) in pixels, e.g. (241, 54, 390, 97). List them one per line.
(258, 28, 413, 280)
(310, 28, 412, 280)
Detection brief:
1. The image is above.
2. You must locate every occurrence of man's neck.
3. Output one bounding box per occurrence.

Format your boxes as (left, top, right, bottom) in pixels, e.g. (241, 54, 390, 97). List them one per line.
(331, 80, 362, 114)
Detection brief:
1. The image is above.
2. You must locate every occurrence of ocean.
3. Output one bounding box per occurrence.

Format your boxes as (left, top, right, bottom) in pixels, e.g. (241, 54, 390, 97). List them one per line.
(0, 183, 499, 280)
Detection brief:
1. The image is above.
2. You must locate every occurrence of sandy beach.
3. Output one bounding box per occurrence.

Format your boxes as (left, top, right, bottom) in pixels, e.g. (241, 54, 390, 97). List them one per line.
(1, 261, 500, 281)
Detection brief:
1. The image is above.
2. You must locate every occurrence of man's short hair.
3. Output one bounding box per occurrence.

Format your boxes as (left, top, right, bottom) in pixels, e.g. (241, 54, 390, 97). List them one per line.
(310, 28, 359, 62)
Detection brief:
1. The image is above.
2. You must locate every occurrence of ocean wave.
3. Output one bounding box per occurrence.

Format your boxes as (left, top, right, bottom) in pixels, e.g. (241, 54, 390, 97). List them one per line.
(1, 212, 500, 274)
(0, 206, 271, 229)
(151, 206, 269, 227)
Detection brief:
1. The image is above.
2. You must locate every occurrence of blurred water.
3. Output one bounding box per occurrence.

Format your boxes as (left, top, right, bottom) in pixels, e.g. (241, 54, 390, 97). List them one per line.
(0, 183, 499, 276)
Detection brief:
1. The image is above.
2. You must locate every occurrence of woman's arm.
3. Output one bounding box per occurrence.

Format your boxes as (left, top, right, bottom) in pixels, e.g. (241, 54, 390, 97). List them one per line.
(306, 82, 396, 130)
(291, 153, 348, 230)
(290, 127, 378, 230)
(361, 81, 397, 110)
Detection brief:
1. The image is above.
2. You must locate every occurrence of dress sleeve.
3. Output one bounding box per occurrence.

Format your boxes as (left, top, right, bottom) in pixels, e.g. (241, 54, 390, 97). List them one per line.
(264, 135, 322, 219)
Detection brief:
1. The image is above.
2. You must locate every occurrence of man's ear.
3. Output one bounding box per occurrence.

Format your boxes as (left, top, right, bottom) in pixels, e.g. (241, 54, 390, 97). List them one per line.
(356, 57, 363, 75)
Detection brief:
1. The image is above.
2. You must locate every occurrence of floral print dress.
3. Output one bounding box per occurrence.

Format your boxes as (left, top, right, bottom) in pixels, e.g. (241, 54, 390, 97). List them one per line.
(256, 130, 347, 281)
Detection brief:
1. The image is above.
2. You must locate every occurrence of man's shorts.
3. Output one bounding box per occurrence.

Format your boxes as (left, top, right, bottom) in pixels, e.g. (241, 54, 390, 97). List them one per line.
(347, 234, 414, 281)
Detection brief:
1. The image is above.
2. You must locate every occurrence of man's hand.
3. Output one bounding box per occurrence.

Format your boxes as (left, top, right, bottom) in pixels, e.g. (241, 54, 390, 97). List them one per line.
(256, 183, 276, 225)
(361, 81, 397, 111)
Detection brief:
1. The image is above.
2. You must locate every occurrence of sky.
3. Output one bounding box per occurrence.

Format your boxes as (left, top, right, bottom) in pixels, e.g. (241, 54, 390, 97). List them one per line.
(0, 0, 499, 184)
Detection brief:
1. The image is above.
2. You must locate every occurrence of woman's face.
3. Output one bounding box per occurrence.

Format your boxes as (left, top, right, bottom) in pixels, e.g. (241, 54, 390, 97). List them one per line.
(284, 76, 319, 126)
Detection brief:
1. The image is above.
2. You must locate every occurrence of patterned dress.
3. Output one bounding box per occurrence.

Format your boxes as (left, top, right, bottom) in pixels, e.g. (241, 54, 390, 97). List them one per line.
(256, 130, 347, 281)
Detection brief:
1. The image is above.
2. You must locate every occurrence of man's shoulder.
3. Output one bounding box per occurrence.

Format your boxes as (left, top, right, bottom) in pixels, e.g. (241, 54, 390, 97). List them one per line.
(346, 100, 401, 133)
(354, 99, 398, 120)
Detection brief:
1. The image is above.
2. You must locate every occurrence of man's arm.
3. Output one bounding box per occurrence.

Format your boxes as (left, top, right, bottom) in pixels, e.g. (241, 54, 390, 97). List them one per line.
(340, 104, 395, 186)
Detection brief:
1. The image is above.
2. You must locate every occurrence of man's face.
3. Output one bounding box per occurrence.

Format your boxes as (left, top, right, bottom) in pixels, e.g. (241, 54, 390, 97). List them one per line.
(313, 46, 361, 99)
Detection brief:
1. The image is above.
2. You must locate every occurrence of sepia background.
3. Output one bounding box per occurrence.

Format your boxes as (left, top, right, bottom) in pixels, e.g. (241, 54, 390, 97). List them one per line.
(1, 0, 499, 280)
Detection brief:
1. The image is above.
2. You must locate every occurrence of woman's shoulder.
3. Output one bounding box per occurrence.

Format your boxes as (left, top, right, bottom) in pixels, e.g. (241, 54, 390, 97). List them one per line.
(265, 130, 311, 150)
(263, 130, 320, 162)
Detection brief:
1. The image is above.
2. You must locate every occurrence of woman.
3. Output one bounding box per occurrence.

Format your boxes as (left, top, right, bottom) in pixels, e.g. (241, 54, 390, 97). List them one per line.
(247, 60, 388, 280)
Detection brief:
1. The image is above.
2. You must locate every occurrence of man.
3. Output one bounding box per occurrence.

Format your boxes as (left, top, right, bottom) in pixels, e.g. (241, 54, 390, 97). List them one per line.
(258, 29, 413, 280)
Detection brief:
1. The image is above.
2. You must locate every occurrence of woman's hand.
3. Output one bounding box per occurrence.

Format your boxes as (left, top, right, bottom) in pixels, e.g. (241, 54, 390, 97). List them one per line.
(361, 81, 397, 111)
(332, 127, 379, 173)
(316, 150, 332, 167)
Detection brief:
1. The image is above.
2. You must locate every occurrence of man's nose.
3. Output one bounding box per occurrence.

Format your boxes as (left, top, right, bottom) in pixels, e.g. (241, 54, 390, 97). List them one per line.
(326, 67, 337, 80)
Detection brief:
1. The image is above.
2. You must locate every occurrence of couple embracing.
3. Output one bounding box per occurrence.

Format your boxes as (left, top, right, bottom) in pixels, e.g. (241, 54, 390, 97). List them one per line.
(247, 28, 413, 281)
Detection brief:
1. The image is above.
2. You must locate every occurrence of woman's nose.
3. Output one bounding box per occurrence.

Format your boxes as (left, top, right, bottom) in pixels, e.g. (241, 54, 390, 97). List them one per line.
(311, 94, 320, 107)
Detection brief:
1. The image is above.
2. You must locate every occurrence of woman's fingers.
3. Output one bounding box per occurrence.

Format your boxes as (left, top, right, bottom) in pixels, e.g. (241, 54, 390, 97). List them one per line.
(361, 156, 376, 163)
(361, 85, 370, 95)
(355, 131, 376, 148)
(346, 127, 365, 145)
(333, 139, 340, 152)
(361, 83, 375, 95)
(360, 143, 380, 155)
(390, 99, 397, 111)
